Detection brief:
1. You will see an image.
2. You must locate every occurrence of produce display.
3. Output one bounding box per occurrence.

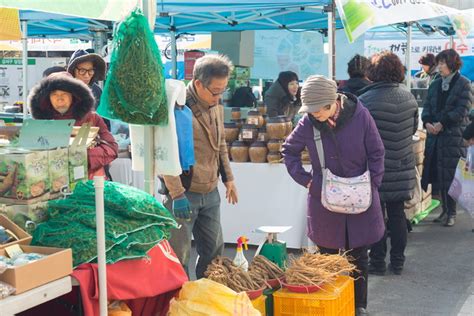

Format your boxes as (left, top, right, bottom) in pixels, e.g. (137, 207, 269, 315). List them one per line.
(205, 256, 264, 292)
(284, 252, 356, 286)
(248, 255, 284, 281)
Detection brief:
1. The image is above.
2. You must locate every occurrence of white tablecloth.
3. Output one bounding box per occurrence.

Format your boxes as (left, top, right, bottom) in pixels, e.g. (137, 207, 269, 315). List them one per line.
(219, 162, 311, 249)
(110, 159, 310, 248)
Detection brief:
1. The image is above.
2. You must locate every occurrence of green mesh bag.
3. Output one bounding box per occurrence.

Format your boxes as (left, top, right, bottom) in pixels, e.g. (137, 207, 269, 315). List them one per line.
(32, 181, 178, 267)
(98, 9, 168, 125)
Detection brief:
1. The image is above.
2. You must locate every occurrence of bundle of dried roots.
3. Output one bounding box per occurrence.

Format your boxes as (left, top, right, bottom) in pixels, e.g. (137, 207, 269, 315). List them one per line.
(284, 252, 356, 286)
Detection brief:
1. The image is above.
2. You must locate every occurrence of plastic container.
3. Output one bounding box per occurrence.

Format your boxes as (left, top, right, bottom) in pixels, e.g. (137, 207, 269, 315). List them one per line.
(231, 107, 241, 120)
(267, 116, 287, 140)
(273, 275, 354, 316)
(247, 288, 264, 300)
(251, 294, 266, 315)
(224, 122, 240, 143)
(230, 140, 249, 162)
(247, 110, 264, 128)
(249, 141, 268, 163)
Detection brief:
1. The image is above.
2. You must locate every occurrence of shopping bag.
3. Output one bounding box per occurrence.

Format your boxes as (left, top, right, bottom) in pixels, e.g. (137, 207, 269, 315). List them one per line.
(168, 278, 260, 316)
(448, 158, 474, 217)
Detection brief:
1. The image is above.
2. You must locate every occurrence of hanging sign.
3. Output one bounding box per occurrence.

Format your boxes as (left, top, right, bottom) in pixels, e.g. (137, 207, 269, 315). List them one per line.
(335, 0, 459, 43)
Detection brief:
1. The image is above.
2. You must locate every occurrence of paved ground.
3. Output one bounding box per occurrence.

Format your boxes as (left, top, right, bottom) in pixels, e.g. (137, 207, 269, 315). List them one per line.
(190, 205, 474, 316)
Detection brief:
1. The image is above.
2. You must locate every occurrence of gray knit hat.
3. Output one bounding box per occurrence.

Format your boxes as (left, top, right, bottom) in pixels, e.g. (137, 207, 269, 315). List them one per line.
(299, 75, 337, 113)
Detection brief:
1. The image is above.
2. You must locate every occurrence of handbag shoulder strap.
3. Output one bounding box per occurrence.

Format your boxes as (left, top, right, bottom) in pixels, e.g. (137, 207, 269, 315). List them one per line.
(313, 127, 325, 169)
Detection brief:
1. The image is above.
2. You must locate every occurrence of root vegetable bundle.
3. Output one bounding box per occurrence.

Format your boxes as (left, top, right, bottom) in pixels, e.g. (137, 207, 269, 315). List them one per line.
(204, 256, 264, 292)
(248, 255, 284, 280)
(285, 252, 356, 286)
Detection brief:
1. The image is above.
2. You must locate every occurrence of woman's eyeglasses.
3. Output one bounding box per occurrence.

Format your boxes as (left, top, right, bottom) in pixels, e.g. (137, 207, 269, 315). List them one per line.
(76, 68, 95, 76)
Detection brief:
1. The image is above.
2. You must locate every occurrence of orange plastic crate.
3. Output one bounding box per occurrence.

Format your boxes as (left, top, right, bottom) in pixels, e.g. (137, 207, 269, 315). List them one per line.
(273, 275, 354, 316)
(251, 295, 266, 315)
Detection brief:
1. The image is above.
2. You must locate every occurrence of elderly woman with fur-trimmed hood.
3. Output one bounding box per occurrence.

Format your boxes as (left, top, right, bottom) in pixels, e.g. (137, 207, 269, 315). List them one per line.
(28, 72, 118, 179)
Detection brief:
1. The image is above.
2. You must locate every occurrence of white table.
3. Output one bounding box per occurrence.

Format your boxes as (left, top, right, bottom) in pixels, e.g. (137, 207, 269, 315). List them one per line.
(110, 159, 311, 249)
(0, 276, 72, 316)
(218, 162, 311, 249)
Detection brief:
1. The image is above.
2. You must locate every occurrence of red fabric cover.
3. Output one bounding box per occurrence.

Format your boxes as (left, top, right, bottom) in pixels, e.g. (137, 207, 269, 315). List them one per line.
(18, 241, 187, 316)
(73, 241, 187, 316)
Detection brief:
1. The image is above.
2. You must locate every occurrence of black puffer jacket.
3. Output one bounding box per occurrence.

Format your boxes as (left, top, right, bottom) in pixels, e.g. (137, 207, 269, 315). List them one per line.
(421, 72, 472, 191)
(264, 81, 300, 118)
(359, 82, 419, 202)
(340, 77, 371, 96)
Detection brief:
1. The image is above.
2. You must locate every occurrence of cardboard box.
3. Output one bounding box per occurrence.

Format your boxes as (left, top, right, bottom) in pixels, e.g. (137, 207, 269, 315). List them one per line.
(0, 201, 49, 227)
(422, 184, 432, 200)
(0, 148, 50, 204)
(0, 245, 72, 294)
(0, 214, 32, 249)
(48, 147, 69, 197)
(421, 195, 432, 212)
(415, 151, 424, 165)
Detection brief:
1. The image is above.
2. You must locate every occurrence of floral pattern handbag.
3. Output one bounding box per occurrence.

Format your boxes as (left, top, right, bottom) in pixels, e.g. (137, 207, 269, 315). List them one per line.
(313, 127, 372, 214)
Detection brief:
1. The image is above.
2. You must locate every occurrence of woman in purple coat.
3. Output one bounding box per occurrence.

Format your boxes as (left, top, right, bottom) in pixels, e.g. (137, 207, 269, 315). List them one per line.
(282, 75, 385, 316)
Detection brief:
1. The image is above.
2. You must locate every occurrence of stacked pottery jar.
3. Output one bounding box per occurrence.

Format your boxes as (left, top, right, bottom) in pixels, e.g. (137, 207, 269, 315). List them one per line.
(223, 107, 294, 163)
(266, 116, 288, 163)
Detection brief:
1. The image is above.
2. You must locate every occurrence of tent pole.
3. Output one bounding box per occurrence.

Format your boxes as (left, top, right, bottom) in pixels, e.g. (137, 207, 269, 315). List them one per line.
(327, 5, 333, 79)
(93, 176, 107, 316)
(21, 20, 28, 119)
(142, 0, 157, 196)
(405, 22, 412, 89)
(171, 30, 177, 79)
(326, 0, 335, 80)
(449, 35, 454, 48)
(331, 0, 336, 80)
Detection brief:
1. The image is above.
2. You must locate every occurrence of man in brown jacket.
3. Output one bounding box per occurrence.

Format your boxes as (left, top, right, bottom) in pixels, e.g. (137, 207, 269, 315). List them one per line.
(163, 55, 238, 279)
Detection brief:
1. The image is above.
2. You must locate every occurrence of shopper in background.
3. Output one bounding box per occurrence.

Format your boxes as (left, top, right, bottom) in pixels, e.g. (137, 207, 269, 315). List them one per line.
(359, 51, 419, 276)
(67, 49, 106, 110)
(340, 54, 371, 96)
(42, 65, 66, 78)
(265, 71, 301, 119)
(414, 53, 438, 87)
(162, 55, 238, 279)
(28, 72, 118, 179)
(282, 75, 385, 316)
(421, 49, 472, 227)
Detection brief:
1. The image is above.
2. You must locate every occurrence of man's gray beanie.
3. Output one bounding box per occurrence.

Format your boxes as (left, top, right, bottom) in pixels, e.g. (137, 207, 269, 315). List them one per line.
(299, 75, 338, 113)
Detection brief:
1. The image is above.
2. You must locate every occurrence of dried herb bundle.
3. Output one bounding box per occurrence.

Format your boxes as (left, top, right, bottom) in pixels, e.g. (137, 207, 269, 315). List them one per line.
(284, 252, 356, 286)
(98, 9, 168, 125)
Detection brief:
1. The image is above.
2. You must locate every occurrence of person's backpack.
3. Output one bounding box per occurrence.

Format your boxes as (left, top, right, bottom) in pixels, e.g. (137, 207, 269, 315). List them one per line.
(230, 86, 257, 108)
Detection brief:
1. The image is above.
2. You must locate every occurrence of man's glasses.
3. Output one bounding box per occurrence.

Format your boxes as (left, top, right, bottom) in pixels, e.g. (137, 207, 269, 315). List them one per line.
(76, 68, 95, 76)
(206, 86, 225, 97)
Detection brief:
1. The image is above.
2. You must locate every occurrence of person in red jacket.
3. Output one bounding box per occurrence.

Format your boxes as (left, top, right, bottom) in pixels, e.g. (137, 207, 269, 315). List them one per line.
(28, 71, 118, 179)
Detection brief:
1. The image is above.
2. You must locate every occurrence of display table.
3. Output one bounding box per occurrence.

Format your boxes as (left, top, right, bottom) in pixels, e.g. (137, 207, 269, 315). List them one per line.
(218, 162, 311, 249)
(0, 277, 72, 316)
(110, 159, 311, 249)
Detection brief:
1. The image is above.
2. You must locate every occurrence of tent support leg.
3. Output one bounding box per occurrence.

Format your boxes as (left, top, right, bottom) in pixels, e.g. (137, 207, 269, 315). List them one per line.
(171, 30, 177, 79)
(405, 22, 412, 89)
(21, 20, 28, 119)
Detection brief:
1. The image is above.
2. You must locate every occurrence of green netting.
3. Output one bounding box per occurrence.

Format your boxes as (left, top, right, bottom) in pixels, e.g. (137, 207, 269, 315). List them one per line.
(98, 8, 168, 125)
(31, 181, 178, 267)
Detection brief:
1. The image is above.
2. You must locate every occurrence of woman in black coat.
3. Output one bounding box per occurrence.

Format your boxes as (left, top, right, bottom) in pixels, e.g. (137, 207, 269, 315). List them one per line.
(421, 49, 472, 227)
(359, 52, 419, 275)
(264, 71, 301, 119)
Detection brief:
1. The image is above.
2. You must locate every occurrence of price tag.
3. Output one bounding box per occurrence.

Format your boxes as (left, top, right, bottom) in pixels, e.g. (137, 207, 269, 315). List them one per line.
(5, 244, 23, 258)
(242, 130, 253, 139)
(74, 166, 85, 180)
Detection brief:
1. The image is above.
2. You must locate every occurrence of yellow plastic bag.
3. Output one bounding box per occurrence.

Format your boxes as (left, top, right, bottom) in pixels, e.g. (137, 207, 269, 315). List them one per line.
(168, 279, 261, 316)
(108, 301, 132, 316)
